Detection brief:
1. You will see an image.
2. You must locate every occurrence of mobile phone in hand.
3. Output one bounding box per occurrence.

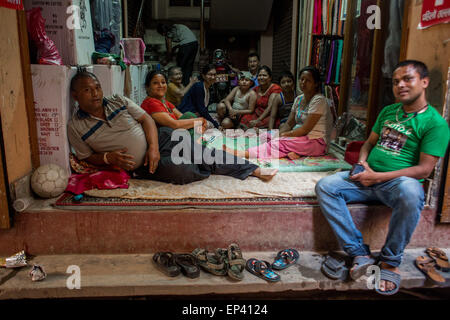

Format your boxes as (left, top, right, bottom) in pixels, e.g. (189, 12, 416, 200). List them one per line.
(350, 163, 365, 176)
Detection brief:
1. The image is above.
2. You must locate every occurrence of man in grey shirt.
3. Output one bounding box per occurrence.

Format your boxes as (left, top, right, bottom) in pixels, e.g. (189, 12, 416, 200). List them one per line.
(157, 23, 198, 86)
(68, 70, 275, 184)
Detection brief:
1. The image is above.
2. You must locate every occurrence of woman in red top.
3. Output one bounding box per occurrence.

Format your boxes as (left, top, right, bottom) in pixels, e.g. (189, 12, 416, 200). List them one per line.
(240, 65, 282, 130)
(141, 70, 207, 134)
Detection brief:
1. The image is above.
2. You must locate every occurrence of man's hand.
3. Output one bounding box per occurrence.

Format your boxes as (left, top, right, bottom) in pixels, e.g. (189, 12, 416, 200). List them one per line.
(229, 109, 237, 119)
(350, 161, 381, 186)
(144, 145, 160, 174)
(107, 148, 136, 171)
(249, 119, 260, 128)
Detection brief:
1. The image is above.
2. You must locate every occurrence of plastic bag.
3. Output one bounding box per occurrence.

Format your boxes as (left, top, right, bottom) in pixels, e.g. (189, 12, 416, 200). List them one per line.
(26, 8, 63, 65)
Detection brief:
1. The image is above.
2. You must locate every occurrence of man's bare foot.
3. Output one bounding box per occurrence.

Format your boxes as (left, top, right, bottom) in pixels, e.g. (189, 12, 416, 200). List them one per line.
(379, 262, 400, 292)
(287, 152, 301, 160)
(252, 167, 278, 182)
(222, 144, 249, 158)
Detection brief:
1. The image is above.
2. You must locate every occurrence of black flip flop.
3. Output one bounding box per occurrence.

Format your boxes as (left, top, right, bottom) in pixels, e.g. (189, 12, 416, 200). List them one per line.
(246, 258, 281, 282)
(153, 252, 180, 277)
(271, 248, 299, 270)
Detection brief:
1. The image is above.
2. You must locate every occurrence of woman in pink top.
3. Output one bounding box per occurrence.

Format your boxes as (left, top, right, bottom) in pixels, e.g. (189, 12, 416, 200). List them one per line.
(224, 66, 333, 160)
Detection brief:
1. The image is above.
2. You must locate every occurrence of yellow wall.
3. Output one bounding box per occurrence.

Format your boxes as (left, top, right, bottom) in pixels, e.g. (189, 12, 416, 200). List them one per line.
(405, 1, 450, 113)
(0, 7, 32, 182)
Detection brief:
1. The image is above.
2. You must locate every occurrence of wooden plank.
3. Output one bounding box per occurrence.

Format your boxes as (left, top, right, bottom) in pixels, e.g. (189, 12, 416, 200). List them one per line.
(337, 0, 357, 116)
(0, 119, 11, 229)
(440, 67, 450, 223)
(366, 0, 388, 134)
(17, 10, 39, 170)
(399, 0, 411, 62)
(441, 157, 450, 223)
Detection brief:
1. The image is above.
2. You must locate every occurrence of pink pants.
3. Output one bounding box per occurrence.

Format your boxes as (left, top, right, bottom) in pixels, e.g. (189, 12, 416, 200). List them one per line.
(247, 135, 327, 159)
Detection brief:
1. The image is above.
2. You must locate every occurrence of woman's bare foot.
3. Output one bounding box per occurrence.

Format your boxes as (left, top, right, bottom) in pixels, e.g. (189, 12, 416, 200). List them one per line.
(287, 152, 301, 160)
(222, 144, 249, 158)
(252, 167, 278, 182)
(379, 262, 400, 292)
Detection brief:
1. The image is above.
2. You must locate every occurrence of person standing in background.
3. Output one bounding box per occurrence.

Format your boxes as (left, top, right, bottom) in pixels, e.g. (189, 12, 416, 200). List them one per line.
(157, 23, 198, 86)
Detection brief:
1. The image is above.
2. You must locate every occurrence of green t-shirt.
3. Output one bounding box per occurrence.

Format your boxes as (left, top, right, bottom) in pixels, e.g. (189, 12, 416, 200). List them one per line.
(367, 103, 449, 173)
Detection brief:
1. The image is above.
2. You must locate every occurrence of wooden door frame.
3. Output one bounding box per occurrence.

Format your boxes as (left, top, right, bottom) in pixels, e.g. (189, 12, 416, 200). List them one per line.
(438, 67, 450, 223)
(337, 0, 357, 116)
(17, 10, 39, 170)
(0, 9, 39, 229)
(0, 118, 11, 229)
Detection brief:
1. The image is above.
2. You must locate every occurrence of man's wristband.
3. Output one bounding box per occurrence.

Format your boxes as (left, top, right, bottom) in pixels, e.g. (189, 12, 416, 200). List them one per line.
(103, 152, 110, 165)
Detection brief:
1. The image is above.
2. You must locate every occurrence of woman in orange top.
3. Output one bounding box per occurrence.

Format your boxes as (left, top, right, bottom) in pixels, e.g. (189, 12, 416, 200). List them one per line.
(141, 70, 207, 135)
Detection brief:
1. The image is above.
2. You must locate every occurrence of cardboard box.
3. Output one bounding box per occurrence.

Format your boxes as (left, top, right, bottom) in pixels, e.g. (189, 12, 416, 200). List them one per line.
(92, 64, 125, 97)
(125, 64, 149, 106)
(24, 0, 95, 65)
(139, 64, 149, 106)
(30, 65, 93, 173)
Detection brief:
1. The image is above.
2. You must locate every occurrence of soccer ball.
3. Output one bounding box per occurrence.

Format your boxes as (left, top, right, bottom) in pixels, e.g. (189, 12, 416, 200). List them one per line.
(31, 164, 69, 198)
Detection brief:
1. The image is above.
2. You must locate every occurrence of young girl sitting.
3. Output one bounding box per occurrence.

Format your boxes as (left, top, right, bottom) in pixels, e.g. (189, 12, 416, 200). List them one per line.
(216, 72, 257, 129)
(224, 66, 333, 160)
(269, 71, 297, 129)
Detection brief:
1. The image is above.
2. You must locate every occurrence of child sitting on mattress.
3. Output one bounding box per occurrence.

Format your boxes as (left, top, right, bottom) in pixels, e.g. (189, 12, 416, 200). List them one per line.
(223, 66, 333, 160)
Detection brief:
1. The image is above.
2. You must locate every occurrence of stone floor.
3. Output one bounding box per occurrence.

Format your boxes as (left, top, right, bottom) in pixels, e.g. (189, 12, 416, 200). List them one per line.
(1, 248, 449, 300)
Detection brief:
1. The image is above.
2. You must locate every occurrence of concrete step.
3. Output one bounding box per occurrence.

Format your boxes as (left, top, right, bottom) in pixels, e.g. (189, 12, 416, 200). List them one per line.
(1, 198, 449, 255)
(0, 249, 449, 300)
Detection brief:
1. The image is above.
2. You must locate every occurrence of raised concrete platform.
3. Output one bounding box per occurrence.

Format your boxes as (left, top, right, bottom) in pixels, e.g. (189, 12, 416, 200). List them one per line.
(0, 248, 449, 299)
(0, 197, 449, 255)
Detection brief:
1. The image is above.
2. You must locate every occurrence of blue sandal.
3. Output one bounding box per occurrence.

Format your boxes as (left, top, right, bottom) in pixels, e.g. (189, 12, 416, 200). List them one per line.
(246, 258, 281, 282)
(350, 256, 376, 280)
(321, 255, 349, 280)
(271, 248, 299, 270)
(375, 269, 401, 296)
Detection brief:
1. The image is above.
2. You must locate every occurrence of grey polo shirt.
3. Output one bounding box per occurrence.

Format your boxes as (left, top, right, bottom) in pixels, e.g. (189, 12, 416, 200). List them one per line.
(167, 24, 197, 46)
(67, 95, 148, 170)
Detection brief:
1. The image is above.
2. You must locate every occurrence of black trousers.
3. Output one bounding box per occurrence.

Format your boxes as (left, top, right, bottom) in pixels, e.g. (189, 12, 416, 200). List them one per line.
(133, 127, 258, 185)
(177, 41, 199, 86)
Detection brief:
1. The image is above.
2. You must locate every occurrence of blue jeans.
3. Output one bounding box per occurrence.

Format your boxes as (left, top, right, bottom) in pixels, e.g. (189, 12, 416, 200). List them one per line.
(315, 171, 425, 267)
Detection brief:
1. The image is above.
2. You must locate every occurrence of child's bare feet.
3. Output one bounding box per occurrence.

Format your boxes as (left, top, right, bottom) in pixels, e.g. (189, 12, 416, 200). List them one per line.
(252, 167, 278, 182)
(287, 152, 300, 160)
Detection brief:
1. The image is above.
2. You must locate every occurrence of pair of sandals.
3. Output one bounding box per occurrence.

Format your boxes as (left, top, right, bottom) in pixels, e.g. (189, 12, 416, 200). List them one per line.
(192, 243, 246, 281)
(322, 253, 401, 296)
(246, 249, 299, 282)
(415, 247, 450, 285)
(152, 252, 200, 278)
(321, 253, 376, 281)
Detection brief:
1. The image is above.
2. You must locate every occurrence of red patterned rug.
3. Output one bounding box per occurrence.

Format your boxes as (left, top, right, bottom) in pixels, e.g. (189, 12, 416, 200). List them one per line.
(55, 193, 318, 210)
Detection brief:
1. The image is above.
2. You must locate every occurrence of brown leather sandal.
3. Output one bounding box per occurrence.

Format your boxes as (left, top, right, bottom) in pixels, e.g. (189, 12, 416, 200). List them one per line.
(426, 247, 450, 272)
(175, 253, 200, 278)
(152, 252, 180, 277)
(415, 256, 445, 284)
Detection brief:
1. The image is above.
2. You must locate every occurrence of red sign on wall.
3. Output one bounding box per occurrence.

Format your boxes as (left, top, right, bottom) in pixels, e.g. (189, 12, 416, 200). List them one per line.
(0, 0, 23, 10)
(420, 0, 450, 28)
